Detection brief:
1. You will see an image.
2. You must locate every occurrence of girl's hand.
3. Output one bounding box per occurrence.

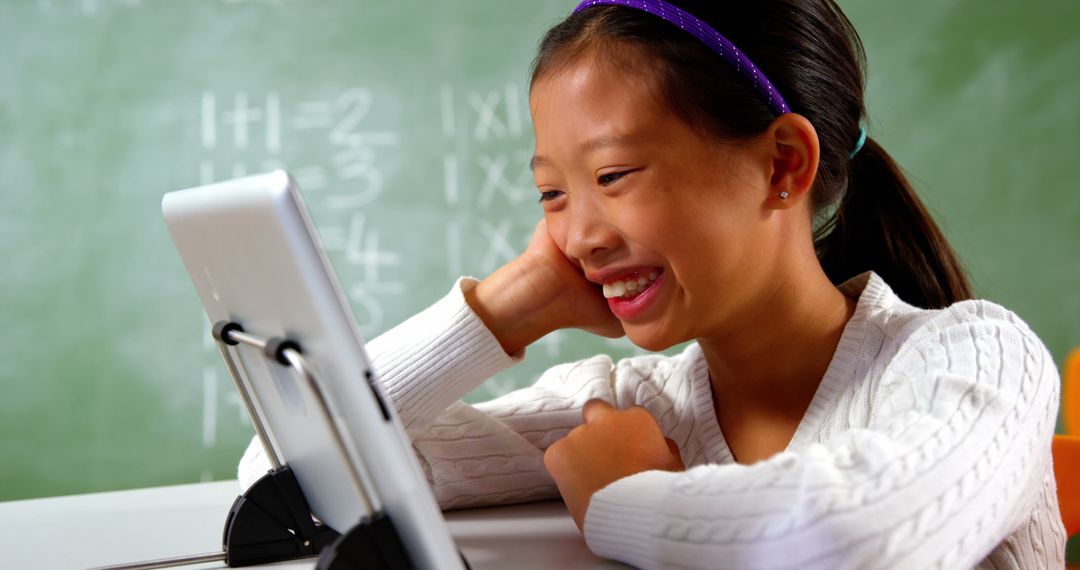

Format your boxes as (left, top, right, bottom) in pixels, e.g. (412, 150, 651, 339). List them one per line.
(543, 400, 685, 532)
(467, 220, 623, 355)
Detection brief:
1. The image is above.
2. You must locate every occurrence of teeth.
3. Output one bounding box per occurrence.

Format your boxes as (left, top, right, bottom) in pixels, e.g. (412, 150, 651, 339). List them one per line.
(602, 270, 661, 299)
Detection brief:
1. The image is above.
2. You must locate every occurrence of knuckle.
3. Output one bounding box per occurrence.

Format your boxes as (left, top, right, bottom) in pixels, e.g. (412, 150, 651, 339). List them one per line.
(627, 406, 652, 422)
(543, 442, 559, 466)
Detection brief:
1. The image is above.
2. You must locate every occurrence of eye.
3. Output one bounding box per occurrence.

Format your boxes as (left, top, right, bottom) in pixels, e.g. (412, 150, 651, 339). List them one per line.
(538, 189, 564, 203)
(597, 170, 632, 186)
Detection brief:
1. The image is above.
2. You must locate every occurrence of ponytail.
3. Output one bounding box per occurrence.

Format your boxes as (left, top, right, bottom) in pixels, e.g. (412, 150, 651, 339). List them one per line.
(815, 137, 972, 309)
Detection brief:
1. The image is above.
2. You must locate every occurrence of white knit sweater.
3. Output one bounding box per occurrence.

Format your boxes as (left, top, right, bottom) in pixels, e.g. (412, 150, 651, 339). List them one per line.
(239, 272, 1066, 569)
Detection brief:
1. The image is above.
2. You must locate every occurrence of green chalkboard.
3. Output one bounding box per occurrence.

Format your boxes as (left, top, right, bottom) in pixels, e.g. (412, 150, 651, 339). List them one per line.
(1, 0, 1078, 511)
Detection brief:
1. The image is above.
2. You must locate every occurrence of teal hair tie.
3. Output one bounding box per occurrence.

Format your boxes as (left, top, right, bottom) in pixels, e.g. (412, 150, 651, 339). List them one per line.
(849, 126, 867, 159)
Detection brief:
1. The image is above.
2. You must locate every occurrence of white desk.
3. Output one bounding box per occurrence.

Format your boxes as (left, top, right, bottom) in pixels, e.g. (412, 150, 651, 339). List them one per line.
(0, 481, 627, 570)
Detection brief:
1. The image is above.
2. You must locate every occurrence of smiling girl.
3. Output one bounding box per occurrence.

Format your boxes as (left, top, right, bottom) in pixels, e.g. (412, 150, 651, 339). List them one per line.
(241, 1, 1065, 567)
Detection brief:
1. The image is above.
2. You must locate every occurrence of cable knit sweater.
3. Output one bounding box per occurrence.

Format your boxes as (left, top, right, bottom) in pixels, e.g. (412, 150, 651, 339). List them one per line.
(238, 272, 1066, 569)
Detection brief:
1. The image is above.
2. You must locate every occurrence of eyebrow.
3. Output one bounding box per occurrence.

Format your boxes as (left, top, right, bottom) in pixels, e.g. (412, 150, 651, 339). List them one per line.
(529, 134, 634, 172)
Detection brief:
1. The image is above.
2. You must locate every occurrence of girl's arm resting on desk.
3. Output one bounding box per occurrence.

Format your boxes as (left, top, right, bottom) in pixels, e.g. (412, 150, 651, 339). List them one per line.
(368, 275, 625, 509)
(581, 316, 1063, 570)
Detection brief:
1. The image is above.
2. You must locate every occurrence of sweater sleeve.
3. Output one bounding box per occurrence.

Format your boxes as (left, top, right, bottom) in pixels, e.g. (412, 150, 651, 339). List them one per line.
(370, 278, 626, 509)
(238, 278, 622, 510)
(583, 310, 1062, 569)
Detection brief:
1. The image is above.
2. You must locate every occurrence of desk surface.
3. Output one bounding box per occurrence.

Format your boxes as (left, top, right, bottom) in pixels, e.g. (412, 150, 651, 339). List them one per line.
(0, 481, 627, 570)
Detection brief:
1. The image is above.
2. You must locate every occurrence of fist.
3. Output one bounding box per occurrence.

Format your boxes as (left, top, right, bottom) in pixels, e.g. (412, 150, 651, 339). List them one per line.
(543, 400, 685, 531)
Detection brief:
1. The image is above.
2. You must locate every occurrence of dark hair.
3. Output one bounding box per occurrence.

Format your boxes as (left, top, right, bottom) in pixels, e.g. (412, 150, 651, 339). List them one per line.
(531, 0, 971, 309)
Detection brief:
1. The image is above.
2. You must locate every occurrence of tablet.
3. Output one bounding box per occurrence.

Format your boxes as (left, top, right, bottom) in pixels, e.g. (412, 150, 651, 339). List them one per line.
(162, 170, 463, 569)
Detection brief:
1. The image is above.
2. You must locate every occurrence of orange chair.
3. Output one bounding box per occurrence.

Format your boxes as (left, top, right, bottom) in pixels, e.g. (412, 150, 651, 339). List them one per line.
(1061, 348, 1080, 557)
(1055, 434, 1080, 538)
(1065, 348, 1080, 435)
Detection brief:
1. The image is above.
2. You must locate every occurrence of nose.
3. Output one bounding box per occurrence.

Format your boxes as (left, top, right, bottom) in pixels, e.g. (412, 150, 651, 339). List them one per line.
(563, 193, 621, 264)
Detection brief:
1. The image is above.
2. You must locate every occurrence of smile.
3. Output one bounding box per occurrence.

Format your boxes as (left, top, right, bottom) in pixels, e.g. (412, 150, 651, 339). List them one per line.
(602, 270, 660, 300)
(603, 269, 665, 321)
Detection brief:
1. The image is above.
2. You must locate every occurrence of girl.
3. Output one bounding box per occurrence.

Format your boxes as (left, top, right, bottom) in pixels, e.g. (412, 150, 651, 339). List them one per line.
(241, 1, 1065, 567)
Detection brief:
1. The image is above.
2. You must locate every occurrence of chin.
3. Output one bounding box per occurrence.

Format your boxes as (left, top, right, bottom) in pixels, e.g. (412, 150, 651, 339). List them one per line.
(624, 326, 680, 353)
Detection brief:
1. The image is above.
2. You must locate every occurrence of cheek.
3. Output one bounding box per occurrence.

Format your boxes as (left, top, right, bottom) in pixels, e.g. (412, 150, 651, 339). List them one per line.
(607, 196, 685, 253)
(621, 217, 671, 252)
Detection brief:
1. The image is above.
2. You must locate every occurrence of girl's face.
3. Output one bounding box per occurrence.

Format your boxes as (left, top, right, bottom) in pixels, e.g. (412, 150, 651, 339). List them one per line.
(530, 58, 785, 351)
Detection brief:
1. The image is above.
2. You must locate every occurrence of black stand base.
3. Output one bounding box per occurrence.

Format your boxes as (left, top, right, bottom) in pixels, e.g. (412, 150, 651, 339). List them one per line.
(223, 466, 340, 566)
(224, 465, 420, 569)
(315, 511, 414, 570)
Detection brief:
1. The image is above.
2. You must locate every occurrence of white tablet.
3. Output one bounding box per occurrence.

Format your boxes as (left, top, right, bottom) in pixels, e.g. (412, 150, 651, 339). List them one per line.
(162, 170, 463, 569)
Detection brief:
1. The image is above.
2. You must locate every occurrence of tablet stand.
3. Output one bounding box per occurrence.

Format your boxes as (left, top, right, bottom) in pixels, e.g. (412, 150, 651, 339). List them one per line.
(93, 321, 415, 570)
(216, 320, 416, 569)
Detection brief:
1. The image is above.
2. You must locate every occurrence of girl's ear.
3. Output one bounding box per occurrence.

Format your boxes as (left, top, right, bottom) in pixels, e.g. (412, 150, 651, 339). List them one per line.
(763, 113, 820, 210)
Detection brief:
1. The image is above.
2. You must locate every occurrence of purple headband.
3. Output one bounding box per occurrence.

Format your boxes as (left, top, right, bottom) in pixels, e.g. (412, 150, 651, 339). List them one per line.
(573, 0, 791, 116)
